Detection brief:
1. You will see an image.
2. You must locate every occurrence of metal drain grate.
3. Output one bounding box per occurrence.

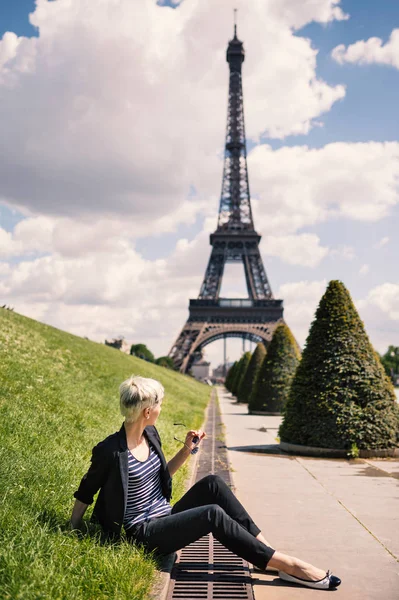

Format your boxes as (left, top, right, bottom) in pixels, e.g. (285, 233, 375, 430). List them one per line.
(167, 391, 254, 600)
(167, 536, 253, 600)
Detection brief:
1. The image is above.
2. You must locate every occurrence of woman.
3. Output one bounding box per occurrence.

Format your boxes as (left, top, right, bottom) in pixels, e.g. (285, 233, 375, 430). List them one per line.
(71, 375, 341, 591)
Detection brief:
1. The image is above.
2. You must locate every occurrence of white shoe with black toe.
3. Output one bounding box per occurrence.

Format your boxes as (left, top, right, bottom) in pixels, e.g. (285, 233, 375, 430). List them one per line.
(278, 570, 341, 590)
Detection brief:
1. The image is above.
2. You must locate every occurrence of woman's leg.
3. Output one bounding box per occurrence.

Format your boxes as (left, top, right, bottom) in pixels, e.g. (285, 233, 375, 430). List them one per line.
(172, 474, 261, 538)
(132, 505, 332, 584)
(256, 532, 273, 547)
(131, 503, 275, 570)
(268, 552, 327, 581)
(170, 475, 328, 582)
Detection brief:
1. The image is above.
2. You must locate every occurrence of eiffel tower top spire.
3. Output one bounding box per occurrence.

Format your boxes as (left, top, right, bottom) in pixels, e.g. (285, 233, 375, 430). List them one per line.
(217, 15, 253, 232)
(233, 7, 238, 38)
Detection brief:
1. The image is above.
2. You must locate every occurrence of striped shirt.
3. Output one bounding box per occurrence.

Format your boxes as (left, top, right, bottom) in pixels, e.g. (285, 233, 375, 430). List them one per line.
(124, 442, 172, 531)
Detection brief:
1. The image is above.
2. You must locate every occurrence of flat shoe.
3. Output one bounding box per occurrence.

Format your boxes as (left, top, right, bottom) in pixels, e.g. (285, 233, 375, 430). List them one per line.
(279, 569, 341, 590)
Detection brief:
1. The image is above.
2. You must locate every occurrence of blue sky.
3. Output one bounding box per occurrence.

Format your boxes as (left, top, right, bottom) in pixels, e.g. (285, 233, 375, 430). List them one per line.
(284, 1, 399, 148)
(0, 1, 37, 38)
(0, 0, 398, 367)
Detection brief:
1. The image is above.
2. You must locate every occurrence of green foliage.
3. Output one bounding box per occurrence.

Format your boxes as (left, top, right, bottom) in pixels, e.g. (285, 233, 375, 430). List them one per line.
(380, 346, 399, 382)
(130, 343, 155, 362)
(235, 352, 252, 401)
(225, 362, 237, 391)
(237, 343, 267, 403)
(155, 356, 176, 370)
(0, 309, 210, 599)
(348, 442, 360, 459)
(248, 325, 300, 413)
(230, 357, 243, 396)
(279, 280, 399, 450)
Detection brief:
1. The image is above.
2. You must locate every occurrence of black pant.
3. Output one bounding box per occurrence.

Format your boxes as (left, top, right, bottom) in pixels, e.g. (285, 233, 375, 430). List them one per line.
(126, 474, 275, 570)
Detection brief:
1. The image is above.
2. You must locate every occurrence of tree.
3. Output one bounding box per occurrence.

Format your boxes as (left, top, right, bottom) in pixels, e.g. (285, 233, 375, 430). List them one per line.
(248, 325, 300, 413)
(225, 362, 237, 391)
(155, 356, 176, 370)
(230, 357, 243, 396)
(380, 346, 399, 383)
(279, 280, 399, 450)
(130, 343, 155, 363)
(234, 351, 252, 401)
(237, 343, 267, 403)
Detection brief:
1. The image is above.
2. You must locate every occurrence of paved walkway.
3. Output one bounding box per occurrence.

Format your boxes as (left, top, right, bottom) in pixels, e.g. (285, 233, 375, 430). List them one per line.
(217, 387, 399, 600)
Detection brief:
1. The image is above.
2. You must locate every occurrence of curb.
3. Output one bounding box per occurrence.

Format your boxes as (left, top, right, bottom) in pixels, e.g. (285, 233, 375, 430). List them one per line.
(248, 410, 282, 416)
(148, 552, 177, 600)
(279, 441, 399, 459)
(149, 390, 213, 600)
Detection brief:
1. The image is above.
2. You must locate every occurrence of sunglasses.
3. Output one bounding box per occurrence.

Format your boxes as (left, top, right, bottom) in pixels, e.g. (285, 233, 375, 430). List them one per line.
(174, 423, 200, 455)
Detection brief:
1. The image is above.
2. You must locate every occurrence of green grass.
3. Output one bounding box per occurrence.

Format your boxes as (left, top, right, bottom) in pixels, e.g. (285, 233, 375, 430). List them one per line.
(0, 309, 210, 599)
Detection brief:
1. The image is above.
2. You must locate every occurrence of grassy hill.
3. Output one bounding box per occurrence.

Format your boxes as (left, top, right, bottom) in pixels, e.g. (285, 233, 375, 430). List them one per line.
(0, 309, 210, 600)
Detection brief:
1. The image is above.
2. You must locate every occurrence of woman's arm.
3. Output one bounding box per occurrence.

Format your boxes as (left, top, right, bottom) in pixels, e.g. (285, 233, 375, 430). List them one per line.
(73, 441, 110, 506)
(167, 445, 192, 477)
(167, 429, 206, 477)
(70, 499, 89, 529)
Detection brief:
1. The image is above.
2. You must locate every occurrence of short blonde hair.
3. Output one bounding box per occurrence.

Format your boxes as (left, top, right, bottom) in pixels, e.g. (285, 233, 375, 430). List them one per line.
(119, 375, 164, 423)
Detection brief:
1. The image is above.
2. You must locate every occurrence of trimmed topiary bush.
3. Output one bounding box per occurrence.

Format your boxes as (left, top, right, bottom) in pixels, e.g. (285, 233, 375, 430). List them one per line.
(225, 362, 237, 391)
(235, 351, 252, 402)
(279, 280, 399, 450)
(230, 357, 244, 396)
(231, 352, 250, 398)
(238, 343, 267, 403)
(248, 324, 300, 413)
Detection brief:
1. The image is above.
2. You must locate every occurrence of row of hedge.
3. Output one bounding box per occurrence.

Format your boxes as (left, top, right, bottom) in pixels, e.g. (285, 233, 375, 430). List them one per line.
(225, 280, 399, 451)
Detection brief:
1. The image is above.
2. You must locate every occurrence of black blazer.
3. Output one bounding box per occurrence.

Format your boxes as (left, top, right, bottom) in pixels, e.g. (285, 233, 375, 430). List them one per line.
(74, 424, 172, 537)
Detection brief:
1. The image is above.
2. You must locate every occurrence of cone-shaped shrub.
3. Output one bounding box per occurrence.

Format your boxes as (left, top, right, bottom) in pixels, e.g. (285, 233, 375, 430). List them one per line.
(237, 343, 267, 403)
(225, 364, 232, 390)
(225, 362, 237, 391)
(248, 324, 300, 413)
(235, 351, 252, 402)
(279, 280, 399, 450)
(231, 352, 251, 398)
(230, 357, 243, 396)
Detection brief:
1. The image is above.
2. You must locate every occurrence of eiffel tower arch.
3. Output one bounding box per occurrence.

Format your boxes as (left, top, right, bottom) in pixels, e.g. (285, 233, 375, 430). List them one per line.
(169, 24, 284, 373)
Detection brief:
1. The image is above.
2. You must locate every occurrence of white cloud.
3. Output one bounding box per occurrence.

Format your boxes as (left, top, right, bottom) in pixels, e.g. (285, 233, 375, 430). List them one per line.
(330, 245, 355, 260)
(359, 264, 369, 275)
(356, 285, 399, 353)
(0, 0, 346, 223)
(364, 283, 399, 320)
(0, 204, 211, 261)
(374, 236, 390, 249)
(332, 29, 399, 69)
(267, 0, 348, 30)
(276, 279, 327, 346)
(0, 240, 192, 355)
(249, 142, 399, 235)
(0, 31, 24, 71)
(0, 227, 18, 257)
(262, 233, 328, 267)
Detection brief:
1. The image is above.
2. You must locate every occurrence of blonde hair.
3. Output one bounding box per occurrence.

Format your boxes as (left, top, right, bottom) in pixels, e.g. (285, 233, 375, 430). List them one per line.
(119, 375, 164, 423)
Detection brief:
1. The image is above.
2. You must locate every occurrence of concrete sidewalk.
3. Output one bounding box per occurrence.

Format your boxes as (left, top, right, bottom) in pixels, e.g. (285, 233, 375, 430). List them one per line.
(217, 387, 399, 600)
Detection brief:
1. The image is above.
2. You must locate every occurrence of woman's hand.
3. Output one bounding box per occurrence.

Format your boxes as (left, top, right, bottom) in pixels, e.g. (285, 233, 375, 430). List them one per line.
(168, 429, 207, 476)
(185, 429, 206, 452)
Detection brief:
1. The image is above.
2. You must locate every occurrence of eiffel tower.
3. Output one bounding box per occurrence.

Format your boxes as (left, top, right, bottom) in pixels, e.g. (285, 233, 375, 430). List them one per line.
(169, 23, 284, 373)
